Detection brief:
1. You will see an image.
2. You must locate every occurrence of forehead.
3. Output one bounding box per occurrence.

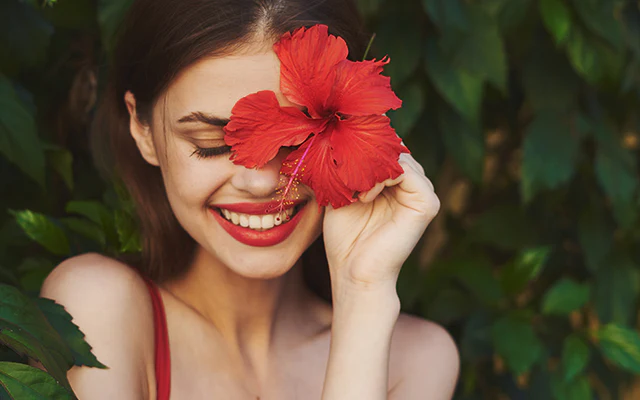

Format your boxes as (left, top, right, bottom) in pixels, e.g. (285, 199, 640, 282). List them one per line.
(163, 49, 289, 119)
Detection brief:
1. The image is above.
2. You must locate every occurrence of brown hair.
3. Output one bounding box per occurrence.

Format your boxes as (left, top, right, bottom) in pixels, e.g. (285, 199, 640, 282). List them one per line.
(91, 0, 367, 295)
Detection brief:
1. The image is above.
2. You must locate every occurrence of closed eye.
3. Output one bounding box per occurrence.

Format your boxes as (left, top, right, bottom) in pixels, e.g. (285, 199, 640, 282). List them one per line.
(190, 145, 232, 159)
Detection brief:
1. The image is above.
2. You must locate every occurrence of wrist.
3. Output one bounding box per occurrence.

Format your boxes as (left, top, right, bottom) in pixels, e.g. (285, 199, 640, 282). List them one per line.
(331, 282, 400, 323)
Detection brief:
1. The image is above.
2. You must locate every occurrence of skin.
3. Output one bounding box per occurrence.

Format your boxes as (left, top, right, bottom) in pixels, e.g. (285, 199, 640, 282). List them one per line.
(40, 41, 459, 399)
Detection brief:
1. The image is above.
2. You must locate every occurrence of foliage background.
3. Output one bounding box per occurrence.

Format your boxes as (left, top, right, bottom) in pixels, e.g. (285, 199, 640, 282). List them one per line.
(1, 0, 640, 398)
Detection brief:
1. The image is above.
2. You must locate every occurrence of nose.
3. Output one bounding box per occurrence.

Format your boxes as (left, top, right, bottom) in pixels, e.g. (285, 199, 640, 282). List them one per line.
(229, 152, 287, 198)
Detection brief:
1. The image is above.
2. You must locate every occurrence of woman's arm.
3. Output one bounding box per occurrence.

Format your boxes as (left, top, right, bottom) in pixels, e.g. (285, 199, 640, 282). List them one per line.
(322, 285, 400, 400)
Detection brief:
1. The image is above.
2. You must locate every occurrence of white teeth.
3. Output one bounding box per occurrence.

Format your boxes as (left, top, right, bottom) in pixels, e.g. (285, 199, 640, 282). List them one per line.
(262, 214, 274, 229)
(249, 215, 261, 229)
(239, 214, 249, 228)
(230, 212, 239, 225)
(217, 206, 300, 231)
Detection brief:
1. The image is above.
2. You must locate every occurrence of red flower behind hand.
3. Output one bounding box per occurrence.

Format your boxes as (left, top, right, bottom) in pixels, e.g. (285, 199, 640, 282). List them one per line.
(224, 24, 408, 209)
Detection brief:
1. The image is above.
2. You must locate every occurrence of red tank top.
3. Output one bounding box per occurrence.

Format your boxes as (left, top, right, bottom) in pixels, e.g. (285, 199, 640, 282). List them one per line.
(143, 279, 171, 400)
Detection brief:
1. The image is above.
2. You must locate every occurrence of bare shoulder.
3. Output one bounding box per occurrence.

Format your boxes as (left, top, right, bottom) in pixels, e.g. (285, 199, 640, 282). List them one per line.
(389, 313, 460, 400)
(41, 253, 155, 399)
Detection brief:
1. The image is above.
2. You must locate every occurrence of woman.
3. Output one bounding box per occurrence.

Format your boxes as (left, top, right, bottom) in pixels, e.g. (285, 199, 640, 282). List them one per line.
(41, 0, 459, 398)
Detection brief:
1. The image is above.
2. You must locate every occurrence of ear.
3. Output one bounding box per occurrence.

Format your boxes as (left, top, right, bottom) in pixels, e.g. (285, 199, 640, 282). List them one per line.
(124, 91, 160, 166)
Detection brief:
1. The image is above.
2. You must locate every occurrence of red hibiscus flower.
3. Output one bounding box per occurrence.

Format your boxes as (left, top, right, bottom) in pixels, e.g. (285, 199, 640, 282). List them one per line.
(223, 24, 408, 209)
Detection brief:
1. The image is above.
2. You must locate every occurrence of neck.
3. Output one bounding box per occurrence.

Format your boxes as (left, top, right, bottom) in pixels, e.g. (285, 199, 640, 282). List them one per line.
(162, 246, 330, 380)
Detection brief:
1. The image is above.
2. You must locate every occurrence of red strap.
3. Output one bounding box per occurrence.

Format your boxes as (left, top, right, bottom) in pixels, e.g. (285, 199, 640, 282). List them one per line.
(143, 279, 171, 400)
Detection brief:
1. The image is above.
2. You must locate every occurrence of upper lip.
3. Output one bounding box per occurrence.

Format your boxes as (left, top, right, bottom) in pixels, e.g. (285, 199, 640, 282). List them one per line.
(211, 199, 306, 215)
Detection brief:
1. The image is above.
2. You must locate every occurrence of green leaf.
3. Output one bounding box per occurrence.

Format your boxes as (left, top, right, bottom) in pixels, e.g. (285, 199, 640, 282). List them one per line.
(500, 247, 551, 297)
(97, 0, 134, 54)
(17, 258, 54, 293)
(541, 278, 590, 315)
(114, 210, 141, 253)
(450, 258, 504, 305)
(467, 204, 537, 250)
(60, 218, 106, 248)
(0, 285, 73, 390)
(424, 37, 483, 123)
(0, 362, 72, 400)
(0, 75, 46, 186)
(561, 334, 590, 382)
(570, 0, 622, 49)
(593, 126, 638, 228)
(596, 323, 640, 374)
(521, 113, 580, 202)
(551, 374, 593, 400)
(65, 201, 117, 246)
(35, 298, 106, 369)
(45, 145, 73, 191)
(439, 6, 507, 91)
(578, 202, 615, 272)
(491, 312, 544, 375)
(376, 13, 422, 85)
(10, 210, 70, 256)
(539, 0, 572, 45)
(388, 83, 424, 138)
(566, 28, 602, 84)
(593, 254, 640, 326)
(0, 1, 53, 72)
(422, 0, 468, 31)
(522, 47, 580, 112)
(438, 105, 484, 183)
(424, 288, 472, 325)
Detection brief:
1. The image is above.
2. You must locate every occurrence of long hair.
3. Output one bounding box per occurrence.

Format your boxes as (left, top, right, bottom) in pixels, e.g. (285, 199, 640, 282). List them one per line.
(91, 0, 367, 300)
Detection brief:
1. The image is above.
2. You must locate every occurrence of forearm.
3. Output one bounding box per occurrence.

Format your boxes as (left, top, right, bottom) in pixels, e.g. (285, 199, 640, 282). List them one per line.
(322, 284, 400, 400)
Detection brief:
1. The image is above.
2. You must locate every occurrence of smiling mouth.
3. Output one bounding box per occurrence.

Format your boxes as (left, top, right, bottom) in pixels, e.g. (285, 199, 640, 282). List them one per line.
(212, 203, 305, 232)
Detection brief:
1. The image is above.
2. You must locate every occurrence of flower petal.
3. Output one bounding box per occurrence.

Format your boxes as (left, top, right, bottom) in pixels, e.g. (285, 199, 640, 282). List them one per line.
(332, 115, 408, 192)
(281, 132, 355, 208)
(224, 90, 326, 168)
(328, 58, 402, 116)
(274, 24, 348, 118)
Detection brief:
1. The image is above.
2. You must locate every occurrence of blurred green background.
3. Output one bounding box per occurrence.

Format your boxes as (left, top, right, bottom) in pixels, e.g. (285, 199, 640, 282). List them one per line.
(1, 0, 640, 398)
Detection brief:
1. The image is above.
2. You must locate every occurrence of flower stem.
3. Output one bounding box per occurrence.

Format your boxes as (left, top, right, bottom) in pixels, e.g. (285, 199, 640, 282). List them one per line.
(362, 33, 376, 61)
(276, 135, 318, 213)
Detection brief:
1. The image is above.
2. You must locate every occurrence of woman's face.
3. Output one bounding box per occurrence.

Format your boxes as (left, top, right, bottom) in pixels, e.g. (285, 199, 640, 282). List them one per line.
(137, 45, 324, 279)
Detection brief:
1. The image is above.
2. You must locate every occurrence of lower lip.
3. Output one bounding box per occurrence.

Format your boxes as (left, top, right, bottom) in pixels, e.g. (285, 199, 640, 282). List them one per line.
(209, 205, 306, 247)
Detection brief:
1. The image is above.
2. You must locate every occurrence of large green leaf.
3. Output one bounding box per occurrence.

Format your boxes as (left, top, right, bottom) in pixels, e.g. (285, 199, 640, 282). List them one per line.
(491, 312, 544, 375)
(565, 27, 602, 84)
(35, 298, 106, 369)
(376, 12, 422, 85)
(10, 210, 70, 256)
(0, 75, 45, 186)
(593, 254, 639, 326)
(596, 324, 640, 374)
(65, 201, 117, 245)
(521, 113, 581, 202)
(500, 247, 551, 297)
(521, 46, 580, 112)
(561, 334, 590, 382)
(424, 37, 483, 123)
(439, 6, 507, 92)
(592, 121, 639, 228)
(577, 201, 615, 272)
(570, 0, 622, 49)
(539, 0, 571, 45)
(387, 83, 424, 138)
(551, 374, 593, 400)
(114, 210, 141, 253)
(424, 288, 472, 325)
(422, 0, 468, 31)
(450, 259, 504, 305)
(541, 278, 590, 315)
(467, 204, 538, 250)
(0, 1, 53, 73)
(438, 105, 484, 183)
(0, 362, 72, 400)
(97, 0, 134, 54)
(44, 145, 73, 191)
(0, 285, 73, 390)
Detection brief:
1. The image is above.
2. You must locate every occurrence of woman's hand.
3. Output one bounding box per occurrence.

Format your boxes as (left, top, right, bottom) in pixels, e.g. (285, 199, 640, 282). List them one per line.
(323, 152, 440, 296)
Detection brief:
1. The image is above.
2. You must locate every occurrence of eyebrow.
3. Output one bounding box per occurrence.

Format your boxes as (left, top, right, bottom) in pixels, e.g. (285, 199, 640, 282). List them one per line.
(177, 111, 230, 127)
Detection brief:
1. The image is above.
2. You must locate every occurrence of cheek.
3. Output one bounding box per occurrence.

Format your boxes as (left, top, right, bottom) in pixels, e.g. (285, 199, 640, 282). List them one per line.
(159, 150, 232, 208)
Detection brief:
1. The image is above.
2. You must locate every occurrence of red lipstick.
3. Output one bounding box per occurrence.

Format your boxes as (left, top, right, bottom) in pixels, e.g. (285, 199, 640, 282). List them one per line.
(209, 201, 306, 247)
